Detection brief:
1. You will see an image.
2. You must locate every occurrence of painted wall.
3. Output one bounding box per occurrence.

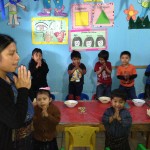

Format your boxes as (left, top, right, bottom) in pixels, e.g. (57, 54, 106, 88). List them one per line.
(0, 0, 150, 100)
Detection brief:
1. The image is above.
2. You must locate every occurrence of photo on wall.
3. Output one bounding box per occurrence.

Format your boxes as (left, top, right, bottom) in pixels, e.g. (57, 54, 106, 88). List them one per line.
(32, 17, 68, 44)
(70, 29, 107, 51)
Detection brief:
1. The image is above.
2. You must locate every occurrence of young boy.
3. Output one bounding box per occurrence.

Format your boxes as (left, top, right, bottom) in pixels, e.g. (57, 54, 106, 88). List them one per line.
(68, 50, 86, 100)
(144, 64, 150, 100)
(102, 89, 132, 150)
(94, 50, 112, 99)
(117, 51, 137, 99)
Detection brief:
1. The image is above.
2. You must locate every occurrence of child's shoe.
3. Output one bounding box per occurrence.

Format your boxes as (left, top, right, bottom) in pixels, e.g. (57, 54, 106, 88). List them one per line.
(54, 5, 67, 17)
(38, 8, 51, 16)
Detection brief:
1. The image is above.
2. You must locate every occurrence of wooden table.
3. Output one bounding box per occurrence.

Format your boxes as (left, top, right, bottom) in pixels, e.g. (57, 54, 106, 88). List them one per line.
(54, 100, 150, 148)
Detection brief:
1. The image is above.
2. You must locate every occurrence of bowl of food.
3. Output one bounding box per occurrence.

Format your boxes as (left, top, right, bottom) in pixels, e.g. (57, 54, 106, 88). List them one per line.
(132, 99, 145, 107)
(64, 100, 78, 108)
(98, 96, 111, 104)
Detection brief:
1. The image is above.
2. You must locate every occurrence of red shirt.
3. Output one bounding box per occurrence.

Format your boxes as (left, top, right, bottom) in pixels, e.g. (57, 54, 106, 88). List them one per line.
(94, 61, 112, 85)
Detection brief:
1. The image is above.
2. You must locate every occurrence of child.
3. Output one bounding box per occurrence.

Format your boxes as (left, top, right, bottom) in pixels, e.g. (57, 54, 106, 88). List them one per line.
(68, 50, 86, 100)
(102, 89, 132, 150)
(33, 87, 61, 150)
(94, 50, 112, 99)
(117, 51, 137, 99)
(144, 64, 150, 100)
(29, 48, 49, 99)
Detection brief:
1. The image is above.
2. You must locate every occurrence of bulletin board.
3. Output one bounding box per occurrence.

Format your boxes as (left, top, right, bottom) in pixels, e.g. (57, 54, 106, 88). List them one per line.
(70, 29, 107, 51)
(32, 17, 68, 44)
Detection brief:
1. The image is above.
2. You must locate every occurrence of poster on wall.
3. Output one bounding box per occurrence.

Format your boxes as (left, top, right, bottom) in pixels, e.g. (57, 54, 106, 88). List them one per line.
(84, 0, 103, 2)
(124, 2, 150, 29)
(92, 3, 114, 27)
(70, 29, 107, 51)
(71, 4, 92, 29)
(32, 17, 68, 44)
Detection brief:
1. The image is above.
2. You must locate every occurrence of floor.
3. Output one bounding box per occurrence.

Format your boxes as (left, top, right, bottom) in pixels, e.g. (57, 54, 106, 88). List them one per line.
(57, 131, 147, 150)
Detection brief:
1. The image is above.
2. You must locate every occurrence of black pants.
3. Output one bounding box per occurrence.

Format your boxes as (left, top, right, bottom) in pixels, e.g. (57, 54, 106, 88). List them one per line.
(33, 138, 58, 150)
(69, 82, 83, 97)
(145, 84, 150, 100)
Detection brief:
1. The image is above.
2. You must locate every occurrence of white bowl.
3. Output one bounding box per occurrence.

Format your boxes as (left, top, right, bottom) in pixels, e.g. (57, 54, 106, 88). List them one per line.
(64, 100, 78, 108)
(132, 99, 145, 107)
(98, 96, 111, 104)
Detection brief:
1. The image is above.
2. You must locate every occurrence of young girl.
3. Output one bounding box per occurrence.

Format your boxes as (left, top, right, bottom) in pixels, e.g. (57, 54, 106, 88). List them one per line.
(33, 87, 61, 150)
(29, 48, 49, 99)
(102, 89, 132, 150)
(0, 34, 33, 150)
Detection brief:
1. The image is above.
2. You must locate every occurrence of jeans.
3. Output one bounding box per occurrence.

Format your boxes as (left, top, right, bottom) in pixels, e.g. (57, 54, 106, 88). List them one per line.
(96, 84, 111, 99)
(119, 85, 137, 99)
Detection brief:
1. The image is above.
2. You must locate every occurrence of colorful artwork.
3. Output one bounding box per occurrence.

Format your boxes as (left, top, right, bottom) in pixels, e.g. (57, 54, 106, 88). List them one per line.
(36, 0, 67, 17)
(124, 3, 150, 29)
(70, 29, 107, 51)
(0, 0, 5, 19)
(71, 4, 92, 29)
(84, 0, 103, 2)
(4, 0, 27, 27)
(92, 3, 114, 27)
(32, 17, 68, 44)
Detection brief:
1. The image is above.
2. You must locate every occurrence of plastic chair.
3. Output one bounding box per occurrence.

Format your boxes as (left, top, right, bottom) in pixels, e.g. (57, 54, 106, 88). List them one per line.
(138, 93, 145, 99)
(65, 126, 99, 150)
(91, 93, 96, 100)
(51, 94, 55, 100)
(66, 93, 89, 100)
(136, 144, 147, 150)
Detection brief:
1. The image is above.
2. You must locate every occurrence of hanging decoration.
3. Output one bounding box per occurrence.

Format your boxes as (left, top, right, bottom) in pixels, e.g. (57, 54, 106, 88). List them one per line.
(37, 0, 67, 17)
(0, 0, 5, 19)
(5, 0, 27, 27)
(124, 3, 150, 29)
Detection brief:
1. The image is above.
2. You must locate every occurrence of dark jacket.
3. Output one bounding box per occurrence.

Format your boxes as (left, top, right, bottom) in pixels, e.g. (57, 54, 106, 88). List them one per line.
(0, 77, 28, 150)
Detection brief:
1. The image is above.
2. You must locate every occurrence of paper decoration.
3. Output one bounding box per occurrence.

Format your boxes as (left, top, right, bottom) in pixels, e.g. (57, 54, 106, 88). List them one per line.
(5, 1, 26, 27)
(84, 0, 103, 2)
(93, 3, 114, 27)
(70, 29, 107, 51)
(0, 0, 5, 19)
(37, 0, 67, 17)
(124, 5, 138, 21)
(71, 4, 92, 29)
(32, 17, 68, 44)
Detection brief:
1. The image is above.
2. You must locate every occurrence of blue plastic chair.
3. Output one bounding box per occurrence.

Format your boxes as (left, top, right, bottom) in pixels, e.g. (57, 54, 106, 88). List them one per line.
(138, 93, 145, 99)
(51, 94, 55, 100)
(66, 93, 89, 100)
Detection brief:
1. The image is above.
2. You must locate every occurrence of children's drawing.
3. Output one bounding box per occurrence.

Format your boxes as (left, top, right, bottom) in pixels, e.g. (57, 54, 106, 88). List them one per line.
(124, 3, 150, 29)
(138, 0, 150, 19)
(70, 29, 107, 51)
(84, 0, 103, 2)
(37, 0, 67, 17)
(71, 4, 92, 29)
(4, 0, 26, 27)
(32, 17, 68, 44)
(124, 4, 138, 21)
(93, 3, 114, 27)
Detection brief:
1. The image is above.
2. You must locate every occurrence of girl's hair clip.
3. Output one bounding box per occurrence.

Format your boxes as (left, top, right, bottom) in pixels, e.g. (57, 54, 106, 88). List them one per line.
(39, 87, 50, 91)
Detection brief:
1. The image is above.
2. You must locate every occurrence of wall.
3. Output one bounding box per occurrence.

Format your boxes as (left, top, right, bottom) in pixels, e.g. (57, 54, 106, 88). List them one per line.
(0, 0, 150, 100)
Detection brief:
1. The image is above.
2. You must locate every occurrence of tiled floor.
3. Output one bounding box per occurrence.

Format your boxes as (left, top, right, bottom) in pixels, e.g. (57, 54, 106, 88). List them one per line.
(57, 131, 147, 150)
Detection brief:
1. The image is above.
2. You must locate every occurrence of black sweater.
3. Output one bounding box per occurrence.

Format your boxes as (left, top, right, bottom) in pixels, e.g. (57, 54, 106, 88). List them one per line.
(0, 77, 28, 150)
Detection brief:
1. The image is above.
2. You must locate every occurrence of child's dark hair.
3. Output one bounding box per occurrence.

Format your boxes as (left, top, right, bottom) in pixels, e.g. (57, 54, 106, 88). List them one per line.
(98, 50, 109, 61)
(36, 89, 51, 98)
(120, 51, 131, 58)
(111, 89, 127, 101)
(32, 48, 42, 56)
(71, 50, 81, 59)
